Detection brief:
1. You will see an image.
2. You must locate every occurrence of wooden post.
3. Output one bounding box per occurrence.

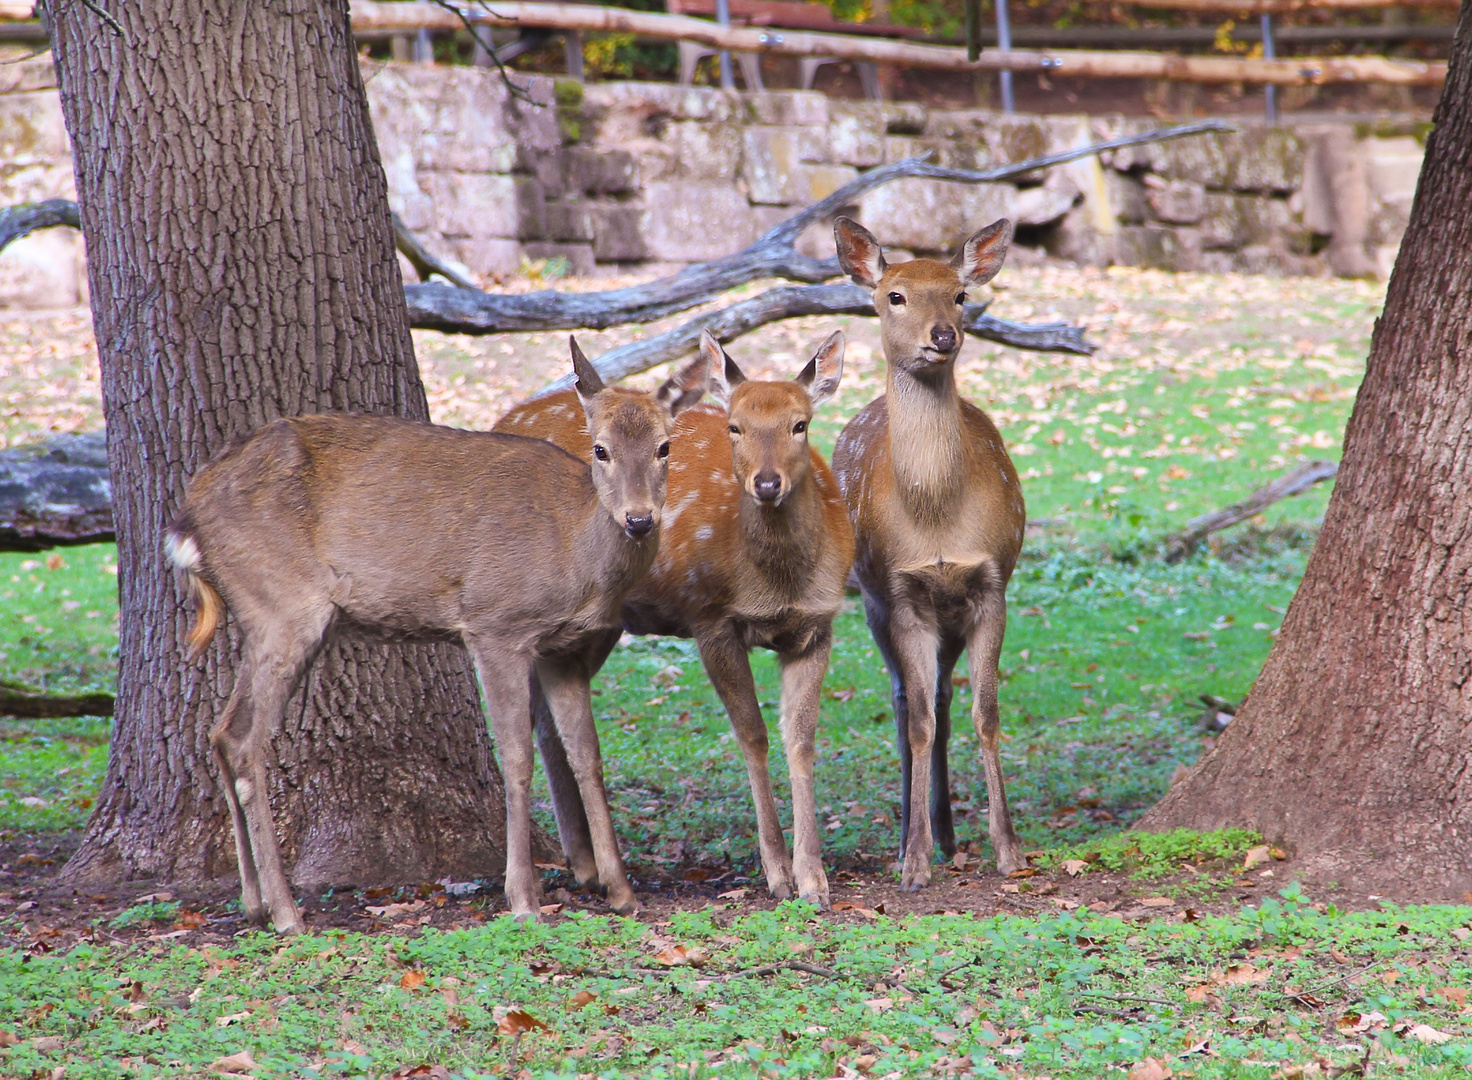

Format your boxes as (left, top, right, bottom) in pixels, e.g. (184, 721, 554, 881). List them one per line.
(1262, 13, 1279, 121)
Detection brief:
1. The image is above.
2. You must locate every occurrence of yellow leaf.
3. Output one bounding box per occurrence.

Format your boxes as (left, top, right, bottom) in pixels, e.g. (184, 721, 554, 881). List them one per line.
(399, 970, 426, 991)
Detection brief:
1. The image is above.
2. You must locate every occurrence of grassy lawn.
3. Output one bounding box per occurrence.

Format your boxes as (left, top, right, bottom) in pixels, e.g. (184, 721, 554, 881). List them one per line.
(7, 267, 1469, 1078)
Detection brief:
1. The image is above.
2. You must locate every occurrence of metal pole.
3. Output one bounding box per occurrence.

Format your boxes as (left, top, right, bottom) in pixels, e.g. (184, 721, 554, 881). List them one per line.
(714, 0, 735, 89)
(995, 0, 1014, 114)
(1261, 13, 1278, 123)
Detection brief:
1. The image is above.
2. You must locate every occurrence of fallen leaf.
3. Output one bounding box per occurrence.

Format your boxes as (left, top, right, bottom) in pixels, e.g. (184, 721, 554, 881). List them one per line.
(1400, 1022, 1452, 1045)
(209, 1051, 259, 1075)
(1335, 1010, 1388, 1034)
(1242, 845, 1271, 871)
(864, 997, 894, 1014)
(1128, 1058, 1173, 1080)
(717, 887, 749, 900)
(570, 990, 597, 1009)
(538, 903, 564, 916)
(1140, 896, 1175, 907)
(1186, 985, 1223, 1008)
(1061, 859, 1089, 877)
(1212, 963, 1269, 986)
(399, 970, 426, 991)
(653, 944, 709, 967)
(0, 1030, 17, 1047)
(366, 900, 427, 919)
(1432, 986, 1468, 1007)
(214, 1011, 251, 1027)
(496, 1008, 549, 1036)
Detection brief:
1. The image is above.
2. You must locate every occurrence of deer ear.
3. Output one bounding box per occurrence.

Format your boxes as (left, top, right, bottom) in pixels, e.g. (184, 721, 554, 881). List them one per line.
(952, 219, 1013, 287)
(702, 330, 746, 409)
(656, 340, 712, 418)
(570, 335, 605, 404)
(834, 216, 887, 289)
(795, 330, 844, 408)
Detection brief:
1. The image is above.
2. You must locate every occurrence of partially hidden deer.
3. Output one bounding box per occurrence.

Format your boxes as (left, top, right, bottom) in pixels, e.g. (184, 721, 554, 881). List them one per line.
(166, 338, 709, 932)
(495, 330, 853, 906)
(830, 216, 1027, 889)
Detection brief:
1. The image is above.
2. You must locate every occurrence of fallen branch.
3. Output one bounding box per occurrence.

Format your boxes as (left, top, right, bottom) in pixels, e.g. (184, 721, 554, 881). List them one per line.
(0, 198, 79, 253)
(1164, 459, 1338, 562)
(391, 212, 477, 290)
(536, 283, 1091, 396)
(719, 959, 841, 980)
(0, 432, 113, 552)
(404, 120, 1232, 334)
(0, 684, 114, 718)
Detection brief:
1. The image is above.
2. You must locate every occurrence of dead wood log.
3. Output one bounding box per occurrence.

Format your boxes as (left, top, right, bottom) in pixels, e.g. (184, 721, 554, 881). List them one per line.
(391, 211, 477, 289)
(537, 284, 1090, 395)
(0, 684, 114, 719)
(0, 199, 80, 252)
(0, 432, 113, 552)
(1164, 458, 1338, 561)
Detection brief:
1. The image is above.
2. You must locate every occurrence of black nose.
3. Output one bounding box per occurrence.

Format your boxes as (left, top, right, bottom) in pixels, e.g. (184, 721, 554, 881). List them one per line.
(930, 326, 958, 352)
(752, 473, 783, 502)
(624, 514, 655, 537)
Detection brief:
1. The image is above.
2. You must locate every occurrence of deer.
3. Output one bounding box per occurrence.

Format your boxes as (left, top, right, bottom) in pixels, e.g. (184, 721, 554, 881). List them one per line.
(165, 338, 709, 932)
(830, 216, 1027, 891)
(495, 330, 853, 906)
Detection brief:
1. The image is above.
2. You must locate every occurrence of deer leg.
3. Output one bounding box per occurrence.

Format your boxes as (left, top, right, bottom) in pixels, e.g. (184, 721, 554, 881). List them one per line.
(967, 585, 1026, 875)
(468, 639, 542, 920)
(531, 672, 598, 888)
(931, 636, 965, 860)
(778, 629, 832, 909)
(862, 590, 914, 858)
(888, 604, 940, 891)
(535, 656, 638, 915)
(209, 676, 266, 927)
(696, 626, 796, 901)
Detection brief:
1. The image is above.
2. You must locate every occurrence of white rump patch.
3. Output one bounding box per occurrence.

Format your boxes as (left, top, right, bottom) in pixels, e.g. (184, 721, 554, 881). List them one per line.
(165, 531, 200, 571)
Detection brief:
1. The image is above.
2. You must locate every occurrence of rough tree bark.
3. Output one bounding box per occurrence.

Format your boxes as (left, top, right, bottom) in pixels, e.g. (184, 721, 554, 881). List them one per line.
(48, 0, 541, 891)
(1140, 2, 1472, 898)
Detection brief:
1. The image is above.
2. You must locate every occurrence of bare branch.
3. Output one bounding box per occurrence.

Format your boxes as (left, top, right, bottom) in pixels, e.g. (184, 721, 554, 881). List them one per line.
(391, 211, 477, 289)
(1164, 458, 1338, 561)
(0, 198, 79, 251)
(425, 0, 538, 103)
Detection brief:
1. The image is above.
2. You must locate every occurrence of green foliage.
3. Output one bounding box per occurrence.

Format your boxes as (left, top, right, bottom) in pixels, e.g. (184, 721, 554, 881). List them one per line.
(1041, 827, 1263, 878)
(108, 901, 182, 930)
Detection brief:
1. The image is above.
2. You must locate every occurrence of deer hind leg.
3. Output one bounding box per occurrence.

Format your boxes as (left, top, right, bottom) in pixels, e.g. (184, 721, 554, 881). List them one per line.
(967, 583, 1026, 875)
(887, 603, 941, 891)
(697, 627, 796, 901)
(930, 635, 966, 860)
(531, 672, 598, 888)
(210, 677, 266, 927)
(535, 654, 638, 915)
(468, 638, 541, 920)
(862, 590, 917, 859)
(778, 629, 833, 909)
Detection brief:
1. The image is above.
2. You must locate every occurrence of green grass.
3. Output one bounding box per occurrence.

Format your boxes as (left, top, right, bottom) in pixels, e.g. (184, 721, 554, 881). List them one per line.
(3, 895, 1471, 1079)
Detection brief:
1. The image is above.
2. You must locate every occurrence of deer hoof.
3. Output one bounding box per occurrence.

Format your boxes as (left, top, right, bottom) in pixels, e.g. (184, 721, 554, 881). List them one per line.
(608, 891, 641, 916)
(899, 850, 933, 891)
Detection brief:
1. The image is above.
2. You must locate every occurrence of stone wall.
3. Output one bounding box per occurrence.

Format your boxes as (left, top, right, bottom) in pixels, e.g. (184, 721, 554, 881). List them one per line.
(0, 55, 1427, 307)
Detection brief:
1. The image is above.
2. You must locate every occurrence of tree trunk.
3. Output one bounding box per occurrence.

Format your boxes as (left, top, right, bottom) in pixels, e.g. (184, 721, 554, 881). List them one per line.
(1140, 3, 1472, 898)
(48, 0, 538, 891)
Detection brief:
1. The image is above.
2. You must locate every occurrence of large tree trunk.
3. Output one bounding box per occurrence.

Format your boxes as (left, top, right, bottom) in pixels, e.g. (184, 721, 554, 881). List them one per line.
(48, 0, 537, 890)
(1140, 2, 1472, 898)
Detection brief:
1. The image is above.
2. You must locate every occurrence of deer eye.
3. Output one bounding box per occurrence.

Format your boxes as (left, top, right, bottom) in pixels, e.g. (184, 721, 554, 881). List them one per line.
(955, 292, 967, 306)
(792, 420, 808, 435)
(887, 292, 906, 306)
(728, 425, 741, 436)
(593, 445, 610, 462)
(657, 441, 671, 459)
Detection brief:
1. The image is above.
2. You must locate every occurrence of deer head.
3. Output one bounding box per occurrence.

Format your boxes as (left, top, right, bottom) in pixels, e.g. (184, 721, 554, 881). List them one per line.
(704, 329, 844, 506)
(571, 336, 709, 537)
(834, 216, 1012, 381)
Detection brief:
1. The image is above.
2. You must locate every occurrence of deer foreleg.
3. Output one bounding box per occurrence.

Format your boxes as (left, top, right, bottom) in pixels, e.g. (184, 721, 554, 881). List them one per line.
(887, 604, 941, 891)
(697, 627, 796, 901)
(535, 656, 638, 915)
(967, 587, 1025, 875)
(778, 630, 832, 909)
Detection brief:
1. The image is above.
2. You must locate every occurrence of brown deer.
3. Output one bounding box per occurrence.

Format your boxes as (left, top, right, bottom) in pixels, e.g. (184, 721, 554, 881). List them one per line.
(830, 216, 1027, 890)
(166, 339, 709, 932)
(496, 330, 853, 906)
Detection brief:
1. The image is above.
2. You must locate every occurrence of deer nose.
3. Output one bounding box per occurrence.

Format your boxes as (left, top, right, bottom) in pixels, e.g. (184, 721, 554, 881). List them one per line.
(624, 513, 656, 537)
(930, 326, 958, 352)
(752, 472, 783, 502)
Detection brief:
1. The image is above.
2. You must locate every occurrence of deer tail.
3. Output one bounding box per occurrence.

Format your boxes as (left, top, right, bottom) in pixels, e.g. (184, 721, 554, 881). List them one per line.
(165, 519, 224, 656)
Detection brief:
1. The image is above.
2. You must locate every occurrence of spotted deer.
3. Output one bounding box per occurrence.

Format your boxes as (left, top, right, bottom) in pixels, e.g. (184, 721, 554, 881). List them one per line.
(166, 339, 709, 932)
(496, 331, 853, 906)
(830, 216, 1027, 890)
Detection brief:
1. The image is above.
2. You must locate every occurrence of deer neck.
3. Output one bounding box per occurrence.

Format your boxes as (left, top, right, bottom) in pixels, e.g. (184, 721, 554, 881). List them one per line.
(886, 364, 969, 521)
(738, 472, 823, 596)
(582, 502, 658, 603)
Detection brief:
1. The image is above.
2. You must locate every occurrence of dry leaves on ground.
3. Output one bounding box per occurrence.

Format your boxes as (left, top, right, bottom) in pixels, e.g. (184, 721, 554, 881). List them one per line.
(495, 1008, 550, 1036)
(1128, 1057, 1174, 1080)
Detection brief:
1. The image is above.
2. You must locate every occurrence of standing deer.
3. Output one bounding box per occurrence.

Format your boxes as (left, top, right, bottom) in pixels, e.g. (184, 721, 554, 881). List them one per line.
(830, 216, 1027, 889)
(496, 330, 853, 906)
(167, 339, 708, 932)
